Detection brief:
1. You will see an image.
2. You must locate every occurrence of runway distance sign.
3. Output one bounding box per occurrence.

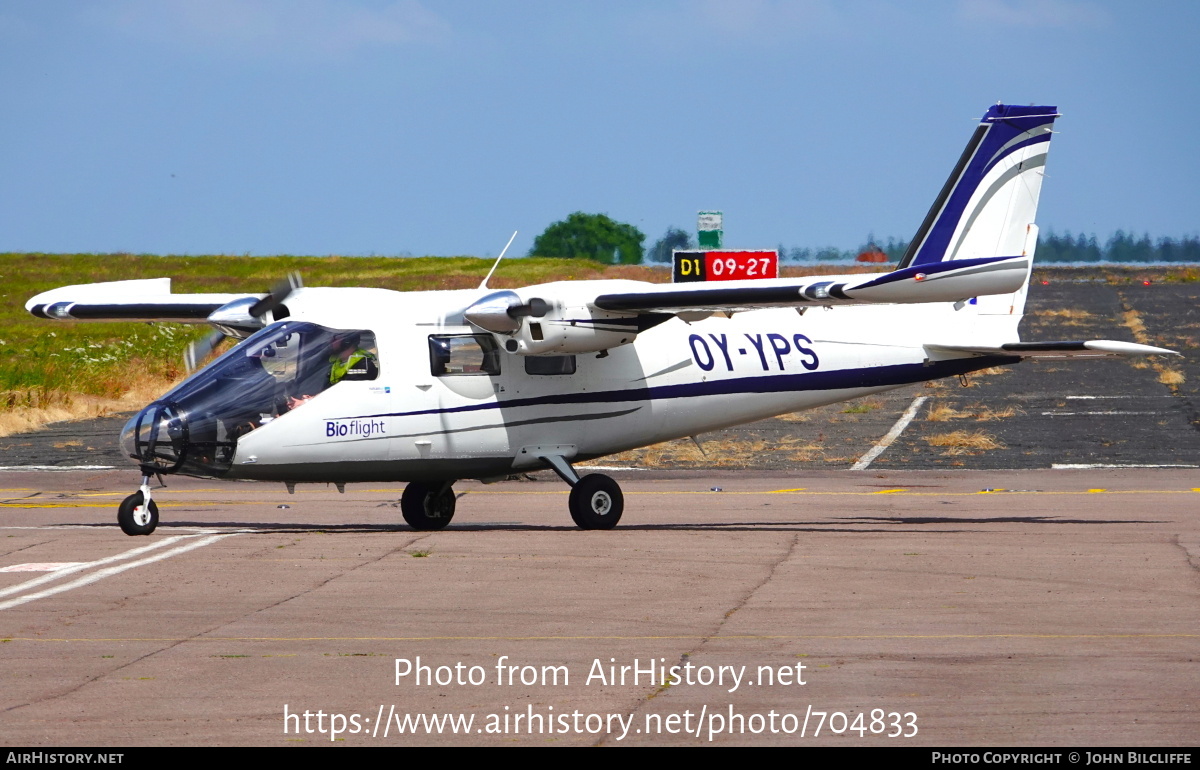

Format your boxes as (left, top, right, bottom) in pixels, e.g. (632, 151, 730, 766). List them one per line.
(672, 250, 779, 283)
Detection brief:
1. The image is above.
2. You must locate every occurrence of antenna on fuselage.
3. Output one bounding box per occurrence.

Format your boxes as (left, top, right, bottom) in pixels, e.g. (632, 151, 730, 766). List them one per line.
(479, 231, 518, 290)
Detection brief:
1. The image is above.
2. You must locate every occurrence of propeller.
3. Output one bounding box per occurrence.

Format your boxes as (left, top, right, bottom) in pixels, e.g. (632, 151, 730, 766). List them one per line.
(183, 329, 227, 373)
(183, 272, 302, 373)
(249, 272, 303, 319)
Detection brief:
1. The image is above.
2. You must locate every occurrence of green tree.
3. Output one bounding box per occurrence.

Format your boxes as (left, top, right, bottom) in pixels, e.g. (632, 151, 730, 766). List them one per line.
(647, 226, 694, 264)
(529, 212, 645, 264)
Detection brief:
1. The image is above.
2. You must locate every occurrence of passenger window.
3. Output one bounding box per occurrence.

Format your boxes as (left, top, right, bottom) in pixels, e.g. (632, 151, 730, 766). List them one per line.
(429, 335, 501, 376)
(525, 355, 576, 375)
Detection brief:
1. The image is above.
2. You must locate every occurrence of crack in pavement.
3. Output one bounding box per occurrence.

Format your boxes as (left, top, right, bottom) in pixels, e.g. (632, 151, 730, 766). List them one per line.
(1174, 535, 1200, 574)
(595, 531, 800, 746)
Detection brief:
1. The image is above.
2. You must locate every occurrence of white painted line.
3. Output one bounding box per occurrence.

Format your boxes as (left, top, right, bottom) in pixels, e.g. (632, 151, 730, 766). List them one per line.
(0, 563, 86, 573)
(0, 534, 234, 610)
(1064, 395, 1174, 400)
(851, 396, 928, 471)
(576, 465, 646, 472)
(0, 526, 224, 533)
(1051, 463, 1198, 469)
(0, 466, 117, 471)
(1041, 407, 1161, 412)
(0, 536, 188, 600)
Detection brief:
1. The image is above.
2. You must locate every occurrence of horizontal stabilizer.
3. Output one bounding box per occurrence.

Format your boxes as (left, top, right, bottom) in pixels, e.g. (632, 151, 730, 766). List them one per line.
(925, 340, 1179, 359)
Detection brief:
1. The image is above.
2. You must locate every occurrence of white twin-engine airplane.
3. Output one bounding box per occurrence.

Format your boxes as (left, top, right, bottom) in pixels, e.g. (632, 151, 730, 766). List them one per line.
(27, 103, 1176, 536)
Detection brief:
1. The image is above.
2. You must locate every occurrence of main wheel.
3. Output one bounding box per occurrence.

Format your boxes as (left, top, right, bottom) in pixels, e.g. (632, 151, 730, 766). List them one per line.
(118, 491, 159, 536)
(568, 474, 623, 530)
(401, 482, 456, 530)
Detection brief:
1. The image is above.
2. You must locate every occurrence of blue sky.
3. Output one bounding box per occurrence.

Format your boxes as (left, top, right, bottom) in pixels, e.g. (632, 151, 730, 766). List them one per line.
(1, 0, 1197, 258)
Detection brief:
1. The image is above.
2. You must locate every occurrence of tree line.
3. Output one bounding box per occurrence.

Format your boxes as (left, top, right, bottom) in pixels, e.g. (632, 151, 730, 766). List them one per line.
(529, 213, 1199, 265)
(1035, 230, 1200, 263)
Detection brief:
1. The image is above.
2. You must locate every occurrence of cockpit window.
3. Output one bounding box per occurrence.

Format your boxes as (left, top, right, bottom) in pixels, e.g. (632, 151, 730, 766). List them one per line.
(120, 321, 380, 478)
(248, 327, 378, 399)
(429, 335, 501, 376)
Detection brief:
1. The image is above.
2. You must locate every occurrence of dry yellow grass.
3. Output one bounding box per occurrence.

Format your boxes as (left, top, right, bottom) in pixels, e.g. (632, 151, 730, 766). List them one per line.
(925, 430, 1005, 455)
(1034, 308, 1095, 326)
(926, 402, 963, 421)
(1122, 308, 1149, 342)
(1120, 300, 1184, 389)
(609, 434, 828, 468)
(978, 406, 1023, 420)
(1037, 308, 1094, 319)
(0, 379, 178, 439)
(926, 402, 1023, 422)
(840, 398, 883, 414)
(1158, 368, 1186, 386)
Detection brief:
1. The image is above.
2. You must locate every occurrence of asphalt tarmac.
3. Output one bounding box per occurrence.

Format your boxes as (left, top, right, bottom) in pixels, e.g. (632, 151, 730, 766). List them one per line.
(2, 273, 1198, 746)
(0, 468, 1197, 746)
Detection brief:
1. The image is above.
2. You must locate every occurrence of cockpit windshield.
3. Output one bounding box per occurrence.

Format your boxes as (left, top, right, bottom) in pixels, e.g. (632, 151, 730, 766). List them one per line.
(120, 321, 378, 477)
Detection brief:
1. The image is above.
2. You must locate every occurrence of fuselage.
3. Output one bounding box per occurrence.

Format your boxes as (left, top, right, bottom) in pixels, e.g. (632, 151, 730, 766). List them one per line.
(124, 281, 1016, 483)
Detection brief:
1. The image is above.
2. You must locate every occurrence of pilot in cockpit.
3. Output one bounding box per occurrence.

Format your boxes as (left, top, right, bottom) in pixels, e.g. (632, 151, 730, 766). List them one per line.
(285, 332, 378, 409)
(327, 332, 378, 385)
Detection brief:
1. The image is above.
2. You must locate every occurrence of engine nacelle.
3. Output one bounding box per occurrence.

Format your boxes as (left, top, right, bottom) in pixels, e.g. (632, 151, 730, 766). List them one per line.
(464, 290, 642, 356)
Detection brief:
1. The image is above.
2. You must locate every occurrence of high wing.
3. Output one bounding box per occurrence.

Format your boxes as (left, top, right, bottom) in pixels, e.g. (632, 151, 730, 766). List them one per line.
(25, 278, 260, 324)
(589, 256, 1028, 314)
(463, 256, 1035, 357)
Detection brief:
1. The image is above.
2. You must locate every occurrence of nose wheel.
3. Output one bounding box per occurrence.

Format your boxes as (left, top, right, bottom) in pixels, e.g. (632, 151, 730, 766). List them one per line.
(118, 490, 159, 536)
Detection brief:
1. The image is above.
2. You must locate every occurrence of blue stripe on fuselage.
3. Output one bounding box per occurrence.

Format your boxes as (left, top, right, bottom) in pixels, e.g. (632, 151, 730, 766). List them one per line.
(330, 356, 1019, 422)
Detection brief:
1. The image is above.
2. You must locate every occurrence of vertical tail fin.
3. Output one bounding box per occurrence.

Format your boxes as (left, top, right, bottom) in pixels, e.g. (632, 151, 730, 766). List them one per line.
(897, 103, 1058, 318)
(899, 104, 1057, 266)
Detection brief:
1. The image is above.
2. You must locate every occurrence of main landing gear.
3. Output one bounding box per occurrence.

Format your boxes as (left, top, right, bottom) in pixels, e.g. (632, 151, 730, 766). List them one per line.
(398, 457, 625, 531)
(401, 482, 457, 531)
(567, 473, 623, 530)
(542, 455, 624, 530)
(117, 474, 159, 536)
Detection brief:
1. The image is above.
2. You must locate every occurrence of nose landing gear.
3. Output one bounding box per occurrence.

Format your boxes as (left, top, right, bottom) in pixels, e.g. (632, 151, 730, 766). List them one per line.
(117, 475, 159, 536)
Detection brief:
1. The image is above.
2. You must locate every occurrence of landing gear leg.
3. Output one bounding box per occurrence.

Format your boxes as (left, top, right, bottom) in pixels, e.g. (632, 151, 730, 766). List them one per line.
(539, 454, 623, 530)
(401, 481, 456, 530)
(118, 474, 159, 536)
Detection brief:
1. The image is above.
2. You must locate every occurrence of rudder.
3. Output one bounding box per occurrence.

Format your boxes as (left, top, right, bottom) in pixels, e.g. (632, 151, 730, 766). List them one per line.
(898, 103, 1058, 318)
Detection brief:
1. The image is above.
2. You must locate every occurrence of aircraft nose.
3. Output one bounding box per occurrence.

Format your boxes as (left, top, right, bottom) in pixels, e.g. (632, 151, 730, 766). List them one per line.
(119, 411, 142, 462)
(118, 402, 188, 474)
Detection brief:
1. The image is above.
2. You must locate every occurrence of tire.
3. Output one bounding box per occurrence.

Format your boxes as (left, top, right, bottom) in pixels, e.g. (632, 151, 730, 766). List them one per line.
(401, 483, 456, 530)
(568, 474, 623, 530)
(118, 492, 159, 536)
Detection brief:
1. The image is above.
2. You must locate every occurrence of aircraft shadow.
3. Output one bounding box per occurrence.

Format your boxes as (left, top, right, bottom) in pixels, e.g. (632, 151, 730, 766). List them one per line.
(55, 515, 1162, 535)
(849, 515, 1160, 525)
